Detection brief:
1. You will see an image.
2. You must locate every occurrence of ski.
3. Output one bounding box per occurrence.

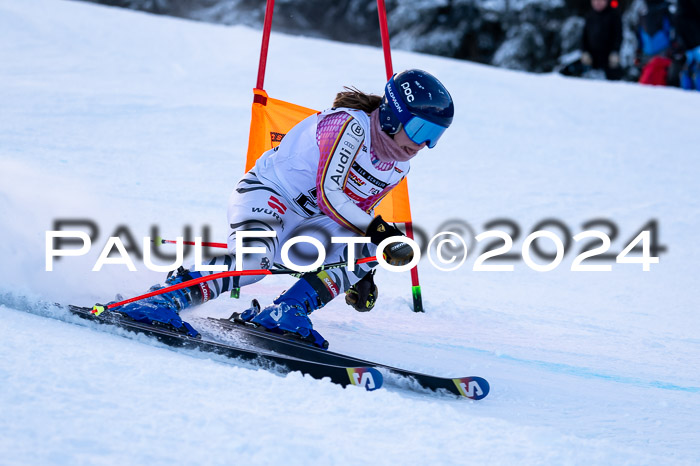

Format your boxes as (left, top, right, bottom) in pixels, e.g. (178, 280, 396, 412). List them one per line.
(206, 310, 490, 400)
(66, 305, 383, 391)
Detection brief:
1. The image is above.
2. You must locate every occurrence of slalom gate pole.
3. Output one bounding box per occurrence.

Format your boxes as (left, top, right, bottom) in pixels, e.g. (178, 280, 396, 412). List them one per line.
(377, 0, 394, 81)
(404, 222, 423, 312)
(377, 0, 424, 313)
(104, 256, 377, 310)
(256, 0, 275, 90)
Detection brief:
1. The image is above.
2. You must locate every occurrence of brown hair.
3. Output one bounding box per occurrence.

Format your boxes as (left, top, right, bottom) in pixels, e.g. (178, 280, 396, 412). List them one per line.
(332, 87, 382, 114)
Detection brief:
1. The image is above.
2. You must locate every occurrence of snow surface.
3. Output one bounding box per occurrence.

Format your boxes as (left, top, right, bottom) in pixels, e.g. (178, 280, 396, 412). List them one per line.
(1, 0, 700, 463)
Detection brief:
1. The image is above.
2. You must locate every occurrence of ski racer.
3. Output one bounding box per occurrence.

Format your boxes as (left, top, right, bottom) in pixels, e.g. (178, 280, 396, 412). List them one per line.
(105, 69, 454, 348)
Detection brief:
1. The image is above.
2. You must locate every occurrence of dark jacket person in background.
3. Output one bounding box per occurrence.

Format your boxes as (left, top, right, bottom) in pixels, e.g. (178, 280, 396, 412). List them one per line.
(581, 0, 623, 80)
(676, 0, 700, 50)
(675, 0, 700, 89)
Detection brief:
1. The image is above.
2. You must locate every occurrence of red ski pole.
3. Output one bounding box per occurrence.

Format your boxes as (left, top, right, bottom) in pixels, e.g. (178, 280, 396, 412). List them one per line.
(154, 237, 228, 249)
(100, 256, 378, 311)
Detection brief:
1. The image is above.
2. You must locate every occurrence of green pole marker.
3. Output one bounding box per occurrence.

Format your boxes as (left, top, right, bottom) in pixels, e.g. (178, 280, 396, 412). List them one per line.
(230, 287, 240, 299)
(412, 285, 424, 313)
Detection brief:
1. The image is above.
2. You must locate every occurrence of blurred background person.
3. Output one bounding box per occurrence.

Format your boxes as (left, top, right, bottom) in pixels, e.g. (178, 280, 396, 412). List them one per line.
(675, 0, 700, 89)
(635, 0, 674, 85)
(637, 0, 673, 58)
(581, 0, 624, 80)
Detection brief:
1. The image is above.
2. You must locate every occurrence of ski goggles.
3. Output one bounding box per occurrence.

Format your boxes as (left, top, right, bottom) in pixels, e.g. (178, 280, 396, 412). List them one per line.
(385, 78, 448, 148)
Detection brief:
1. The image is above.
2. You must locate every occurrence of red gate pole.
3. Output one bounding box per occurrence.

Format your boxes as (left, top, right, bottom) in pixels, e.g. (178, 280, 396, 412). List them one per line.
(256, 0, 276, 90)
(377, 0, 394, 79)
(377, 0, 424, 313)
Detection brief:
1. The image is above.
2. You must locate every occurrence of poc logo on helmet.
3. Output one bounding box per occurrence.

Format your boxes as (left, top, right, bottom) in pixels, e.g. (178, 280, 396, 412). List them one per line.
(401, 81, 415, 102)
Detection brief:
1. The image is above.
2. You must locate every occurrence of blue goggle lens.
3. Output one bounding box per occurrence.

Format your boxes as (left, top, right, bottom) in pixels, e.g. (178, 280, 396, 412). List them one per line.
(403, 117, 448, 149)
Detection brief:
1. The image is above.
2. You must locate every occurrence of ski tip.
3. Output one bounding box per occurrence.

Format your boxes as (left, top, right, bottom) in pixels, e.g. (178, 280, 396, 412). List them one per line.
(452, 376, 490, 400)
(346, 367, 383, 391)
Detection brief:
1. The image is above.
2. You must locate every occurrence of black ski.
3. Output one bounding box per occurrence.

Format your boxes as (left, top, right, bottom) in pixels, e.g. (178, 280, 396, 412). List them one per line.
(66, 305, 383, 391)
(206, 311, 490, 400)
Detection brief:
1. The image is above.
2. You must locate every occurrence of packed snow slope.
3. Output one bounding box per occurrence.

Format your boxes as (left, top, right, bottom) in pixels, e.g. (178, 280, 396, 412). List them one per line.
(1, 0, 700, 464)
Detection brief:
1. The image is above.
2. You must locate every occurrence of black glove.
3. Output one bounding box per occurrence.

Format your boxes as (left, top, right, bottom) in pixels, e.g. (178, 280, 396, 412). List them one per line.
(345, 270, 378, 312)
(366, 216, 414, 266)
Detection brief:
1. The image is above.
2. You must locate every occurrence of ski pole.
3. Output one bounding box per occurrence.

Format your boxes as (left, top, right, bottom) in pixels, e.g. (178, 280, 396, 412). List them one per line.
(102, 256, 377, 310)
(155, 237, 361, 299)
(155, 237, 372, 279)
(153, 237, 228, 249)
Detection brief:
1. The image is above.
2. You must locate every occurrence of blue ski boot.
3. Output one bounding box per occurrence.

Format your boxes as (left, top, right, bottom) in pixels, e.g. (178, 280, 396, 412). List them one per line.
(111, 267, 212, 338)
(241, 272, 337, 349)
